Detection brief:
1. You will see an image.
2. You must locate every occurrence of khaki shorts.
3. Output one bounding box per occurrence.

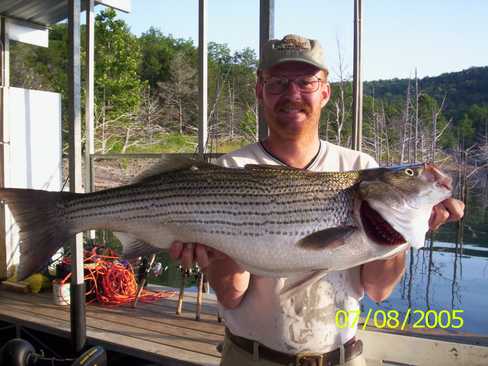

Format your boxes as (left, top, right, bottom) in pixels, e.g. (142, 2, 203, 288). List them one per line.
(220, 334, 366, 366)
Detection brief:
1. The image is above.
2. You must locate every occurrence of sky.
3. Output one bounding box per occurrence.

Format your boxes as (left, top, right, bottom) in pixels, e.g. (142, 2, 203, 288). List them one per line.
(112, 0, 487, 82)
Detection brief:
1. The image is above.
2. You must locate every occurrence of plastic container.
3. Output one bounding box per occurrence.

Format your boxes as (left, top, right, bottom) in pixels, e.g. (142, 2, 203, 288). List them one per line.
(52, 280, 70, 305)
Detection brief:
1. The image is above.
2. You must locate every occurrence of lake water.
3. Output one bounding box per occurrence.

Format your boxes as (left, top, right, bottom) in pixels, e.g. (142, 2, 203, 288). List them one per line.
(151, 241, 488, 336)
(363, 241, 488, 336)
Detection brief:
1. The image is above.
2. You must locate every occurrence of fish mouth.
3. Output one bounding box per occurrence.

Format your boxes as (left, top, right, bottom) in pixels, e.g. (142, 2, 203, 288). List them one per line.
(360, 201, 406, 246)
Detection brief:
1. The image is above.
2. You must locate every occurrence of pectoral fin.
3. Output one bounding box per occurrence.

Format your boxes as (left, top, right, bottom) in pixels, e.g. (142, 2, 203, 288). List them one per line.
(297, 226, 357, 250)
(114, 232, 160, 258)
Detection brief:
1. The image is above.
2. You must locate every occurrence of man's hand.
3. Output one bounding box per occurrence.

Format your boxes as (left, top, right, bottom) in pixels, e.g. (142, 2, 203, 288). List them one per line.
(169, 241, 226, 271)
(429, 198, 465, 231)
(168, 241, 251, 309)
(361, 250, 406, 303)
(362, 197, 465, 302)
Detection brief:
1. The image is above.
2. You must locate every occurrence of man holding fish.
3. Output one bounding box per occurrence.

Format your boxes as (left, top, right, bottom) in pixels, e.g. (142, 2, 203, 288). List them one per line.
(170, 34, 465, 366)
(0, 33, 465, 366)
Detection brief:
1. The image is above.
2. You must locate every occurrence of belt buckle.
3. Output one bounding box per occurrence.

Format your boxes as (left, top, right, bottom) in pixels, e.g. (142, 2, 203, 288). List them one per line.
(295, 352, 325, 366)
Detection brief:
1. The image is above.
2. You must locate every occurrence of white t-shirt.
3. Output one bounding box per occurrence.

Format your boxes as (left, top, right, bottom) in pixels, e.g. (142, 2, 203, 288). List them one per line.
(216, 140, 378, 354)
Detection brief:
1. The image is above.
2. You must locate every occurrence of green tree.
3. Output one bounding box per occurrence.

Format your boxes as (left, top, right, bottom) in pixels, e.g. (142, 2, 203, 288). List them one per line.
(458, 114, 476, 144)
(466, 104, 488, 142)
(94, 8, 145, 152)
(95, 8, 143, 116)
(139, 27, 195, 89)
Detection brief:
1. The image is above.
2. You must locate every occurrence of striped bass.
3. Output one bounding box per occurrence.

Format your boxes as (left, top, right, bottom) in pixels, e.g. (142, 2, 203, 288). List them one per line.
(0, 157, 452, 280)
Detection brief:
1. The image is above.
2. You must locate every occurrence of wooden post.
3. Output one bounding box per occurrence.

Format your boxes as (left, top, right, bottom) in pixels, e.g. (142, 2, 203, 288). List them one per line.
(0, 17, 9, 280)
(258, 0, 274, 141)
(198, 0, 208, 157)
(85, 0, 95, 241)
(85, 0, 95, 194)
(351, 0, 363, 151)
(68, 0, 86, 354)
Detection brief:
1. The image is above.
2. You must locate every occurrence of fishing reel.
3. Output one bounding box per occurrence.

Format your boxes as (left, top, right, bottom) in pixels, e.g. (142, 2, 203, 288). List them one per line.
(135, 255, 168, 284)
(176, 263, 201, 277)
(0, 339, 106, 366)
(177, 264, 208, 292)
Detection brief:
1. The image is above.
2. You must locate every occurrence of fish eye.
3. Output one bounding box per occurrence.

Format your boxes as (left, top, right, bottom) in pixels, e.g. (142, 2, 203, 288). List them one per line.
(404, 168, 415, 176)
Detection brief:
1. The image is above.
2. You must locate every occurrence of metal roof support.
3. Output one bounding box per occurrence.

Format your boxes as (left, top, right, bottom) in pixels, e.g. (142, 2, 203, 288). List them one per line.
(198, 0, 208, 157)
(68, 0, 86, 354)
(258, 0, 274, 141)
(0, 17, 9, 280)
(85, 0, 95, 196)
(351, 0, 363, 151)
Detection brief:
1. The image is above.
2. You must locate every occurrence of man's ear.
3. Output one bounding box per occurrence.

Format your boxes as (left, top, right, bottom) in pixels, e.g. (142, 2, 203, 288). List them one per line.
(320, 82, 331, 108)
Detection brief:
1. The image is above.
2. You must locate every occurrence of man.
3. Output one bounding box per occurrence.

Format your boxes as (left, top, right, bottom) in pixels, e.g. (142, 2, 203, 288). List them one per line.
(170, 34, 465, 366)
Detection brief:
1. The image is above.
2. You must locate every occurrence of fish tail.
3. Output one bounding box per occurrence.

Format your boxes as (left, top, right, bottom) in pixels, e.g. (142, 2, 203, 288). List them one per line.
(0, 188, 80, 280)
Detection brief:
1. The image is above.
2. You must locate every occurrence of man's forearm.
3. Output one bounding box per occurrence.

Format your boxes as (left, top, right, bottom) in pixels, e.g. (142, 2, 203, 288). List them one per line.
(206, 258, 250, 309)
(361, 251, 406, 302)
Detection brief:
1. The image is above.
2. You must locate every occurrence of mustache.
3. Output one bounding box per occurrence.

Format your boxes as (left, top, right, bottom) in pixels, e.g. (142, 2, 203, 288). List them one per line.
(275, 101, 311, 113)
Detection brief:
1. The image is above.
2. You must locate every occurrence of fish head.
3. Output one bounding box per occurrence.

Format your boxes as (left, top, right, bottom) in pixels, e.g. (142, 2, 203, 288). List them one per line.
(358, 163, 452, 248)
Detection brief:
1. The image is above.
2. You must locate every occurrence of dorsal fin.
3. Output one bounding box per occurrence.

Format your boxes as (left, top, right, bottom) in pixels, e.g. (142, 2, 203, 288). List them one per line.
(132, 155, 215, 183)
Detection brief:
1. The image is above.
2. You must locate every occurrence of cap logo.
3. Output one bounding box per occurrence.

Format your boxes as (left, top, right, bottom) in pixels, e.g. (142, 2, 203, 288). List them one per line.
(259, 34, 326, 71)
(274, 35, 311, 51)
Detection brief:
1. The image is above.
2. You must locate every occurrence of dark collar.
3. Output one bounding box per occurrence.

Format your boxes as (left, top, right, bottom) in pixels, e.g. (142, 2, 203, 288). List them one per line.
(258, 141, 321, 170)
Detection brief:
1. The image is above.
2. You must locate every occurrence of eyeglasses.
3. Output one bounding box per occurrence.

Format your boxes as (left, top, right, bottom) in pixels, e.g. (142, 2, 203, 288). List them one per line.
(263, 75, 324, 95)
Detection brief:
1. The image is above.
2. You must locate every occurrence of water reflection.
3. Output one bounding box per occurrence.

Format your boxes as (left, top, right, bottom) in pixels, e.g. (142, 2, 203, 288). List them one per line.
(364, 240, 488, 335)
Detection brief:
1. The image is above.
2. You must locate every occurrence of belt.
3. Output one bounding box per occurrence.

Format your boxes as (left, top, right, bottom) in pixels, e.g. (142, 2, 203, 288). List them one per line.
(226, 328, 363, 366)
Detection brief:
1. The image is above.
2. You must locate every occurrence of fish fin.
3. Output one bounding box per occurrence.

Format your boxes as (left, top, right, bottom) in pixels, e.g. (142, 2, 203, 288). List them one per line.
(0, 188, 79, 280)
(113, 232, 160, 258)
(279, 270, 329, 301)
(297, 226, 357, 250)
(132, 155, 217, 183)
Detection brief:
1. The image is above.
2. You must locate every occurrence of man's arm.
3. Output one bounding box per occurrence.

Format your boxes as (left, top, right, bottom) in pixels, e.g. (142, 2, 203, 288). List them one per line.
(361, 197, 465, 302)
(169, 242, 250, 309)
(361, 251, 406, 302)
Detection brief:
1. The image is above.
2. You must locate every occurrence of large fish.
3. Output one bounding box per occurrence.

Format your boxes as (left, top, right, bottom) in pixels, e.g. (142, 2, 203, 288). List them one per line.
(0, 157, 452, 281)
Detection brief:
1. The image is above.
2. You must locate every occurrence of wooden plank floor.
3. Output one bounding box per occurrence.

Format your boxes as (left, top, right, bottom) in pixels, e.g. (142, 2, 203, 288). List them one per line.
(0, 285, 224, 365)
(2, 285, 487, 365)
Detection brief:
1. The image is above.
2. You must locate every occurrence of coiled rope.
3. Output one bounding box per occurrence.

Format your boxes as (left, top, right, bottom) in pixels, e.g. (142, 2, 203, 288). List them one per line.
(60, 248, 174, 306)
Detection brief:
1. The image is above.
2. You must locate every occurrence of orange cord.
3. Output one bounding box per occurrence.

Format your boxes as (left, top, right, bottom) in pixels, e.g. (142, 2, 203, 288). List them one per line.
(60, 248, 174, 306)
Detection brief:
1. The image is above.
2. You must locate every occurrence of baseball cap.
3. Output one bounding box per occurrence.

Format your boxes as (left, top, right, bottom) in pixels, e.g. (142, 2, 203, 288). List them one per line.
(259, 34, 327, 71)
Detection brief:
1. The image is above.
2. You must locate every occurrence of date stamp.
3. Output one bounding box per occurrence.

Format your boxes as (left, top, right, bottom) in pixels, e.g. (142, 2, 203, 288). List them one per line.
(335, 309, 464, 330)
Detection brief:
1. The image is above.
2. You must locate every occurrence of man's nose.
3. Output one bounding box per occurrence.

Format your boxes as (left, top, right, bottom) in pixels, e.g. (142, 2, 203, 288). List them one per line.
(284, 80, 302, 96)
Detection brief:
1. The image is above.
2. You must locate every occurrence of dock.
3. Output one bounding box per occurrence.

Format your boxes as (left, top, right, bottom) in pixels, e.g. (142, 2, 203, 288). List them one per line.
(0, 286, 224, 365)
(1, 285, 488, 365)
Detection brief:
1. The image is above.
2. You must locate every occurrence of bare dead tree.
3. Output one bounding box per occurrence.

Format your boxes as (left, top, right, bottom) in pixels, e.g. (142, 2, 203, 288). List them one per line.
(158, 52, 198, 134)
(332, 37, 351, 146)
(137, 86, 164, 144)
(380, 102, 391, 165)
(229, 79, 235, 140)
(94, 103, 133, 153)
(400, 78, 412, 163)
(430, 95, 448, 162)
(414, 68, 420, 163)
